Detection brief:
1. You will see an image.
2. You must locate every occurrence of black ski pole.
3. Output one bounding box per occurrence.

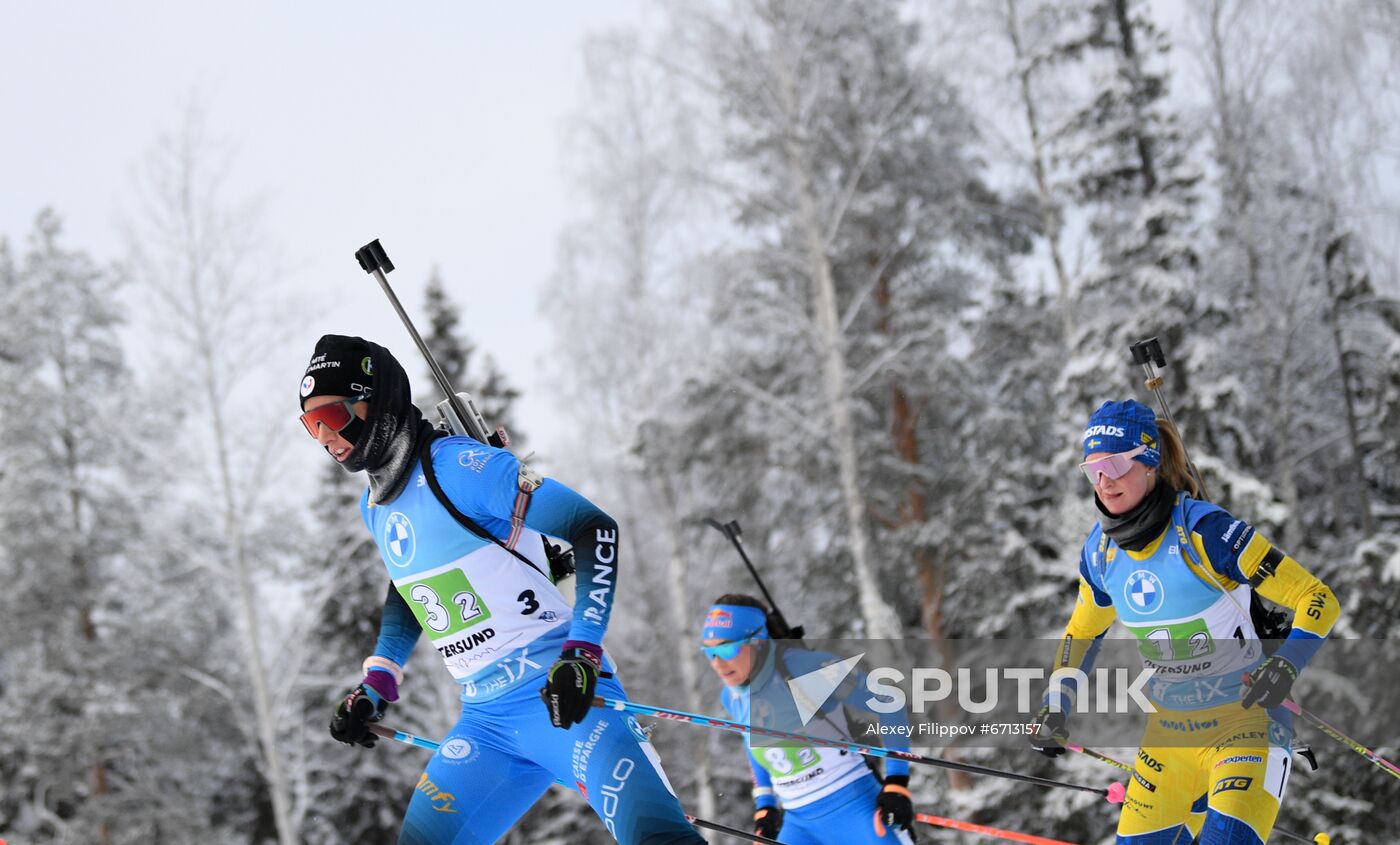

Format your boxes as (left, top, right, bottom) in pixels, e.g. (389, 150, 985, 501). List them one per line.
(1129, 337, 1209, 500)
(355, 239, 508, 448)
(685, 814, 784, 845)
(704, 518, 804, 640)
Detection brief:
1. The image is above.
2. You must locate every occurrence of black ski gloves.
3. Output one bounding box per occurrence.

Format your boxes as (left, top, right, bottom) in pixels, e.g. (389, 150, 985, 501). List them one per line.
(875, 774, 916, 840)
(1029, 705, 1069, 758)
(542, 644, 605, 729)
(330, 684, 388, 748)
(753, 807, 781, 839)
(1242, 654, 1299, 710)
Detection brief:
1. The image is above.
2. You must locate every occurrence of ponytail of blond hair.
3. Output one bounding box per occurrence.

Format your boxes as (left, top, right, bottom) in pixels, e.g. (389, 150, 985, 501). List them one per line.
(1155, 417, 1203, 499)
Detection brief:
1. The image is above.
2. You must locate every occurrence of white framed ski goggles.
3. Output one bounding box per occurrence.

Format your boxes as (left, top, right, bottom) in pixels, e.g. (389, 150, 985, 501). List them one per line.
(1079, 444, 1147, 484)
(700, 635, 762, 661)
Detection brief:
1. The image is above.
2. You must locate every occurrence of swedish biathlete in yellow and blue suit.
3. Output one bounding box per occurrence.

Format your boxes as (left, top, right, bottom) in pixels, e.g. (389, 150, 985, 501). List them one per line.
(1032, 400, 1339, 845)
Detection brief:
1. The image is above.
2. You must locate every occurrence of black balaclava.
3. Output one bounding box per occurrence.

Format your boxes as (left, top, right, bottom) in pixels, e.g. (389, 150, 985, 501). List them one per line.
(301, 335, 376, 445)
(1097, 479, 1177, 552)
(300, 334, 434, 505)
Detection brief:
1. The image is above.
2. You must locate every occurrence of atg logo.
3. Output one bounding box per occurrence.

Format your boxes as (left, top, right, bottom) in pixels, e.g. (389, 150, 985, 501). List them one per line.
(384, 512, 416, 567)
(1213, 776, 1252, 795)
(1124, 570, 1165, 613)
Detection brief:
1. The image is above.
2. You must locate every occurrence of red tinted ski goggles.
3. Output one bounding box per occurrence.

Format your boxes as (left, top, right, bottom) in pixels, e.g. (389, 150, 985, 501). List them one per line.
(700, 635, 764, 661)
(299, 395, 368, 438)
(1079, 445, 1147, 484)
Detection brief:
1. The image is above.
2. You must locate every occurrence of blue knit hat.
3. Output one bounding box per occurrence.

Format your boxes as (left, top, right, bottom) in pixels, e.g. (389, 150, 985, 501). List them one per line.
(1082, 400, 1161, 466)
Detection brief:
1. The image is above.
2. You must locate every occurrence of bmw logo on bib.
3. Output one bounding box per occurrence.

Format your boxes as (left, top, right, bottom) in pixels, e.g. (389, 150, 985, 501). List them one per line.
(384, 512, 416, 567)
(1125, 570, 1165, 614)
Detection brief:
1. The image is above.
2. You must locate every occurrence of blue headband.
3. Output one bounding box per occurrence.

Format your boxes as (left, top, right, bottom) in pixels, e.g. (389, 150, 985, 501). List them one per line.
(701, 604, 769, 642)
(1083, 399, 1161, 466)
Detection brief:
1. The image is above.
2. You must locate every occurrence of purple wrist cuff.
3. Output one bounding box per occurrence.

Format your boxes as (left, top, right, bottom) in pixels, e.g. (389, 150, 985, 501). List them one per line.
(363, 668, 400, 702)
(562, 640, 603, 667)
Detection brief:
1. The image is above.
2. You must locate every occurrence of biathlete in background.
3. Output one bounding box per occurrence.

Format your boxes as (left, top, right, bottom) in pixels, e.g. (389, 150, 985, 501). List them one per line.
(1030, 400, 1339, 845)
(700, 594, 918, 845)
(299, 334, 705, 845)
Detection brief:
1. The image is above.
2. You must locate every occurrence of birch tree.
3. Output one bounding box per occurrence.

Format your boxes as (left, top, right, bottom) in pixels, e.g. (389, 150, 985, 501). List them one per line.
(678, 0, 1031, 640)
(124, 103, 303, 845)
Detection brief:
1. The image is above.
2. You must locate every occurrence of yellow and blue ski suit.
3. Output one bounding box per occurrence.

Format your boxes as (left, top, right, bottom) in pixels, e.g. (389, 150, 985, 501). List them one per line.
(1048, 492, 1338, 844)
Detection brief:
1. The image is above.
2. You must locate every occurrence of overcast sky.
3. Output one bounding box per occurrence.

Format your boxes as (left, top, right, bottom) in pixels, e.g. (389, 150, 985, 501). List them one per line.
(2, 2, 656, 460)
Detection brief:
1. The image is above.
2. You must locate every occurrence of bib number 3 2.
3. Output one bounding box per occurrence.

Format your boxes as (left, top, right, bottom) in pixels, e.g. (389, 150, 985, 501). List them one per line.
(399, 570, 493, 638)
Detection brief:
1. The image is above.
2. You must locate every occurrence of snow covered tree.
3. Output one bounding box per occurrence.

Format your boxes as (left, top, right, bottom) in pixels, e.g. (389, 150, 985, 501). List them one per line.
(0, 212, 127, 842)
(1186, 0, 1400, 546)
(1047, 0, 1209, 423)
(0, 211, 241, 843)
(671, 0, 1033, 642)
(124, 102, 306, 845)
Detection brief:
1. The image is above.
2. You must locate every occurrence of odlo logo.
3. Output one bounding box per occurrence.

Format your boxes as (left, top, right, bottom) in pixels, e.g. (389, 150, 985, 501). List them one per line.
(600, 758, 636, 837)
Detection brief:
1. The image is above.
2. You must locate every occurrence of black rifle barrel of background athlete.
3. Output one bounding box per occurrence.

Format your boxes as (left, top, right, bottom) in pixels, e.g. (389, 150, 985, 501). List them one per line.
(355, 239, 491, 444)
(1128, 337, 1210, 500)
(705, 518, 804, 640)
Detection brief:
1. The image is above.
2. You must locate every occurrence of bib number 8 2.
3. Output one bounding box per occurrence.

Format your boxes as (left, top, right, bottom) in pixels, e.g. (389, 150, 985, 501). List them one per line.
(762, 746, 818, 776)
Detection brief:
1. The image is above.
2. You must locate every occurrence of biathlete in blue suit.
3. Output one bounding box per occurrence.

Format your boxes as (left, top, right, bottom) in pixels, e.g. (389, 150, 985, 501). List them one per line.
(699, 594, 918, 845)
(299, 335, 705, 845)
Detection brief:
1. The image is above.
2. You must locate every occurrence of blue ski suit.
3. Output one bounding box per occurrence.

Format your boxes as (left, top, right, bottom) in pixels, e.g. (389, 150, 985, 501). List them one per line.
(720, 645, 917, 845)
(362, 435, 704, 845)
